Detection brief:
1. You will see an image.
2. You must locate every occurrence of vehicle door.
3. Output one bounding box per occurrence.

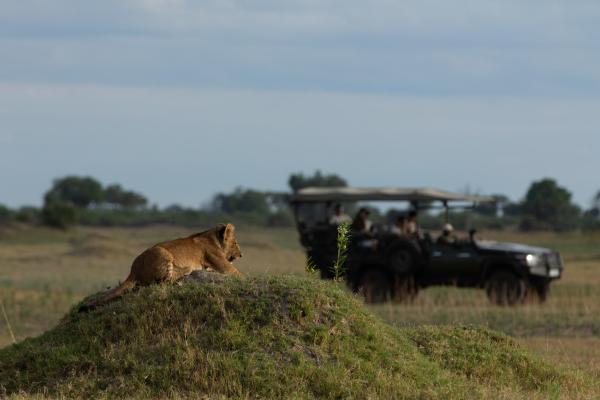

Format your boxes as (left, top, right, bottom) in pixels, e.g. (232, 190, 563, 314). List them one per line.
(425, 241, 481, 284)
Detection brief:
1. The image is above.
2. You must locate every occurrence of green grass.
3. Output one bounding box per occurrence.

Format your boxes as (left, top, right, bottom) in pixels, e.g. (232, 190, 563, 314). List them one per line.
(1, 275, 594, 399)
(371, 283, 600, 337)
(2, 224, 600, 397)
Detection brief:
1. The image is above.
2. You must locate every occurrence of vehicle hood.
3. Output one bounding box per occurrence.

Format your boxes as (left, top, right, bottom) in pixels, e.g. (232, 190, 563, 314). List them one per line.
(475, 240, 551, 254)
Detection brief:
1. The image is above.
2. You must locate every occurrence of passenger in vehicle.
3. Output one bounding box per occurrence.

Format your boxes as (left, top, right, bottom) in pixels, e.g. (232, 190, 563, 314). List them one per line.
(404, 210, 419, 236)
(352, 207, 373, 233)
(329, 203, 352, 225)
(437, 223, 457, 245)
(390, 215, 407, 236)
(352, 207, 377, 249)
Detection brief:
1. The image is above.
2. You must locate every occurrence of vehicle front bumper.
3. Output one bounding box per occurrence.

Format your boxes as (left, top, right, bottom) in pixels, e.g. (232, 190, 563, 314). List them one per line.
(528, 252, 563, 279)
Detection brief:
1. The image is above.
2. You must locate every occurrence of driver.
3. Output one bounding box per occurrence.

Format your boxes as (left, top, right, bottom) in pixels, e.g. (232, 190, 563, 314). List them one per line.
(437, 223, 457, 245)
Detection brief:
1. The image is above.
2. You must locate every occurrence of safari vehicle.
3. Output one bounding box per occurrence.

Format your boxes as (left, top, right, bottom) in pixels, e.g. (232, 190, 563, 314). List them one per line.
(289, 187, 564, 305)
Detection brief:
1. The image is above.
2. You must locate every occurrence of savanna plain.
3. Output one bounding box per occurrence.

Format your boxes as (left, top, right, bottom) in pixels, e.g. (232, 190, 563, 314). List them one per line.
(1, 224, 599, 395)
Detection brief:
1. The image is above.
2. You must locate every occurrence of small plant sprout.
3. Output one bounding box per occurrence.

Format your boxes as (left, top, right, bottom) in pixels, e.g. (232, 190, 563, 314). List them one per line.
(331, 222, 351, 281)
(305, 256, 318, 276)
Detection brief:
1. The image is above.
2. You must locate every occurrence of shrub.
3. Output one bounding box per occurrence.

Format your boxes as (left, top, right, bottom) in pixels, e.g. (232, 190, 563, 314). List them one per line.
(0, 204, 12, 224)
(14, 206, 40, 224)
(41, 202, 78, 229)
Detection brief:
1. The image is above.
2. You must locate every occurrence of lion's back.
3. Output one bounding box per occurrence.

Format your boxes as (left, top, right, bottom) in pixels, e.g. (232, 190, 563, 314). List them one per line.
(155, 237, 211, 264)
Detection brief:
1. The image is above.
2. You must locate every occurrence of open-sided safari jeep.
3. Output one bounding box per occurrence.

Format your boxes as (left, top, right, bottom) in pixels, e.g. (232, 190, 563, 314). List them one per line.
(290, 187, 564, 305)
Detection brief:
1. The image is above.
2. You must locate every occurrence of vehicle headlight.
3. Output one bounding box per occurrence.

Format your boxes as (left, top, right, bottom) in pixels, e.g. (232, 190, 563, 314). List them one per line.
(525, 254, 543, 267)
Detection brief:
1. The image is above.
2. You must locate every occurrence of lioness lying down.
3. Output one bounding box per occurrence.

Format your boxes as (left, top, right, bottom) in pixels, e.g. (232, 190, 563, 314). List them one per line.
(80, 223, 243, 311)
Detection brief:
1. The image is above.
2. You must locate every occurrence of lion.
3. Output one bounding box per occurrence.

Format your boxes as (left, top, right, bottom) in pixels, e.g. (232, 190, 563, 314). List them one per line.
(79, 223, 243, 311)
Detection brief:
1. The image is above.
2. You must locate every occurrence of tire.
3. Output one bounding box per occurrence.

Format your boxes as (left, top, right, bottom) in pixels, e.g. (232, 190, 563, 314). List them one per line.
(525, 280, 550, 304)
(392, 274, 418, 303)
(534, 281, 550, 303)
(358, 268, 391, 303)
(387, 248, 415, 275)
(485, 271, 526, 306)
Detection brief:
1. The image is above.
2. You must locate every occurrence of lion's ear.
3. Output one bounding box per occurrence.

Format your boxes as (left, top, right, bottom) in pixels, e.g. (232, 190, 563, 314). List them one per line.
(217, 223, 234, 244)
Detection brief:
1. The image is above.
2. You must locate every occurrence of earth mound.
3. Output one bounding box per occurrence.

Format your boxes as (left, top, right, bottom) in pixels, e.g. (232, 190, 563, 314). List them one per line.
(0, 275, 589, 399)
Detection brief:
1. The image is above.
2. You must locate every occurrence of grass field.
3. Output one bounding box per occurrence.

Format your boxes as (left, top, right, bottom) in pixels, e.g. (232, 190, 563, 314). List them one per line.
(1, 223, 599, 382)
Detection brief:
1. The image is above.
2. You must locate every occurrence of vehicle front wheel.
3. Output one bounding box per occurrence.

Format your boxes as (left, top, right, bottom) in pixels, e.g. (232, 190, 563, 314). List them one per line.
(526, 280, 550, 303)
(485, 271, 526, 306)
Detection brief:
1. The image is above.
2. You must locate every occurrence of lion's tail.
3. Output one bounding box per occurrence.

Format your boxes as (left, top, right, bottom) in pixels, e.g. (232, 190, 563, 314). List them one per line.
(78, 275, 136, 313)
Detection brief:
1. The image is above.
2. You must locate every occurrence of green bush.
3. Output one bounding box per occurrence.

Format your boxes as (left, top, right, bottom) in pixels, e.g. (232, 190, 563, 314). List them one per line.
(0, 204, 12, 224)
(41, 202, 78, 229)
(581, 211, 600, 232)
(14, 206, 40, 224)
(266, 209, 294, 227)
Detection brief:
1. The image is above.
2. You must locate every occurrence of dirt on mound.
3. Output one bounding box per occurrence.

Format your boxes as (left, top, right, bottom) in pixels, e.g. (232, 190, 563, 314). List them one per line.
(0, 275, 592, 399)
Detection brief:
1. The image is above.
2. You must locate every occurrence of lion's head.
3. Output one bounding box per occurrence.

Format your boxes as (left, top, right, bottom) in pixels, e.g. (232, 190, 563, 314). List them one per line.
(218, 223, 242, 262)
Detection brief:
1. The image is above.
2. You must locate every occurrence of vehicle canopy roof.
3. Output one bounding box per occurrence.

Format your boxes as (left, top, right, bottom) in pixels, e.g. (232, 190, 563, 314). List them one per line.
(290, 186, 494, 205)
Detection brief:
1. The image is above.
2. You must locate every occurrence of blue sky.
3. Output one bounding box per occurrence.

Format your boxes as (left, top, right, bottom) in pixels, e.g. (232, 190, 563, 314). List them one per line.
(1, 1, 599, 208)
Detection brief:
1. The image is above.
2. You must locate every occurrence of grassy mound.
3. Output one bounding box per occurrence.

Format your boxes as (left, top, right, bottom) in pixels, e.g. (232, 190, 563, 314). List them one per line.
(0, 276, 591, 399)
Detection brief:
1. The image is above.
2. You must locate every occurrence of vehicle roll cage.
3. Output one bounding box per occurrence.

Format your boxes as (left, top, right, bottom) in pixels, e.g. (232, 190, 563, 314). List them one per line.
(289, 186, 495, 223)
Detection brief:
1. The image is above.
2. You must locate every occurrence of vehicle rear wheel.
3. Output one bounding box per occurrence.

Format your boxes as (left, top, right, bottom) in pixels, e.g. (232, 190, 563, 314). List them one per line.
(358, 268, 391, 303)
(392, 275, 418, 303)
(485, 271, 526, 306)
(387, 248, 415, 275)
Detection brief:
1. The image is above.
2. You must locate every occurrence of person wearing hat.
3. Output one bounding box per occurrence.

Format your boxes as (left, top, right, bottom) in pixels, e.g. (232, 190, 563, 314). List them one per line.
(437, 223, 457, 245)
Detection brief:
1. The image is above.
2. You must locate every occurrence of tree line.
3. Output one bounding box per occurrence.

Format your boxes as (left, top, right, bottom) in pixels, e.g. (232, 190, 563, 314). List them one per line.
(0, 171, 598, 232)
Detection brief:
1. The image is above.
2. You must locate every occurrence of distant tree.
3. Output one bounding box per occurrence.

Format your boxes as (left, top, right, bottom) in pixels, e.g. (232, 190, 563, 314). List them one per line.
(582, 210, 600, 231)
(104, 184, 147, 209)
(520, 178, 581, 231)
(44, 176, 104, 208)
(288, 170, 347, 193)
(164, 204, 185, 213)
(581, 191, 600, 231)
(503, 202, 523, 217)
(589, 191, 600, 218)
(266, 209, 295, 227)
(212, 188, 271, 215)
